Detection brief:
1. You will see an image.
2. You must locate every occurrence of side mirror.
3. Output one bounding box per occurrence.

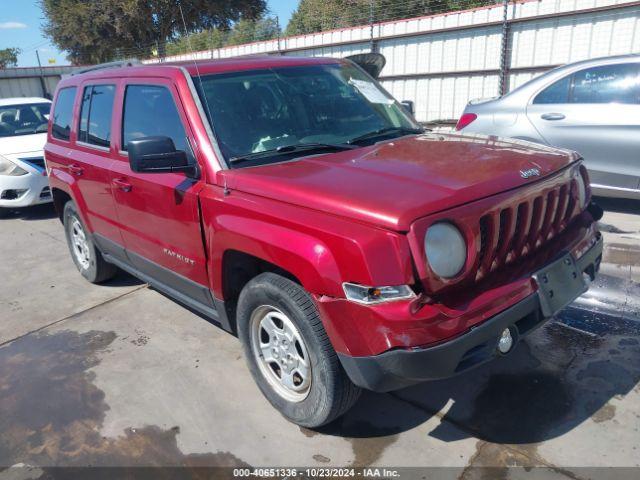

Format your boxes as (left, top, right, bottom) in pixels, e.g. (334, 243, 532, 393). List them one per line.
(400, 100, 415, 116)
(127, 136, 197, 177)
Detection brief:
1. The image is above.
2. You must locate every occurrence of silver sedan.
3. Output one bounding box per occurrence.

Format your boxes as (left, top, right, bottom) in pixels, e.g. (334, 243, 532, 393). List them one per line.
(456, 54, 640, 200)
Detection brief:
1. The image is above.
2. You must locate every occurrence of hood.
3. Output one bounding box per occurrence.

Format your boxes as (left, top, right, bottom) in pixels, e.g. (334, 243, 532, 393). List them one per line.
(0, 133, 47, 158)
(223, 133, 578, 231)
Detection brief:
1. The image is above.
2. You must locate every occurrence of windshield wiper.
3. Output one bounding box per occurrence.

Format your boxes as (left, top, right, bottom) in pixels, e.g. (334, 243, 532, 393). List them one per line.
(347, 126, 424, 145)
(229, 142, 357, 164)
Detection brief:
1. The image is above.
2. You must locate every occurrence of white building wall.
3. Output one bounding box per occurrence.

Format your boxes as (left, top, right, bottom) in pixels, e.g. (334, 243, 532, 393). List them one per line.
(148, 0, 640, 122)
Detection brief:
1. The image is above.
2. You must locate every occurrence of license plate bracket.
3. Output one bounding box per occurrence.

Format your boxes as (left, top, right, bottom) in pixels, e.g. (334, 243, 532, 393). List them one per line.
(533, 253, 587, 317)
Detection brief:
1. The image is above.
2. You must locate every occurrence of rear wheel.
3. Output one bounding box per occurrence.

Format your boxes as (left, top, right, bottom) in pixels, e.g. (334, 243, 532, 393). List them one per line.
(63, 201, 117, 283)
(237, 272, 361, 427)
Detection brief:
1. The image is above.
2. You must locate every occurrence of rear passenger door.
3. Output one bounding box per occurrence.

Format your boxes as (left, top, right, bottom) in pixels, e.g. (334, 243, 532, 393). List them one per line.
(48, 83, 123, 252)
(526, 63, 640, 193)
(109, 78, 211, 304)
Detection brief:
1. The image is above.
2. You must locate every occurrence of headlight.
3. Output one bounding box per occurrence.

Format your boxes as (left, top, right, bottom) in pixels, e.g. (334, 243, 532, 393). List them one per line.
(425, 222, 467, 278)
(0, 155, 28, 176)
(576, 166, 589, 209)
(342, 283, 415, 305)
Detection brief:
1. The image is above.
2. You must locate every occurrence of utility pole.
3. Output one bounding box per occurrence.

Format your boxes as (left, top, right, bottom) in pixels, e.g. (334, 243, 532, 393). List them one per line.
(35, 50, 49, 99)
(276, 16, 282, 55)
(369, 0, 375, 53)
(498, 0, 511, 96)
(209, 29, 216, 60)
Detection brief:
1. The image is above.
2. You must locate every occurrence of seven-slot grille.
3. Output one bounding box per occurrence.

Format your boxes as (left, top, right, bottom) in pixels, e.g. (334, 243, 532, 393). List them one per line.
(475, 177, 578, 281)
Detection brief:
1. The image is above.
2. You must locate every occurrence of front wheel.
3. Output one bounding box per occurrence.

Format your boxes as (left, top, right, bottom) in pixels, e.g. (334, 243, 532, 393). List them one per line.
(237, 273, 361, 428)
(63, 201, 117, 283)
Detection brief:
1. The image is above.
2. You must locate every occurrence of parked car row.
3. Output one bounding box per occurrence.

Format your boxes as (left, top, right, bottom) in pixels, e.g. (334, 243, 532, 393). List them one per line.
(456, 54, 640, 200)
(36, 55, 603, 427)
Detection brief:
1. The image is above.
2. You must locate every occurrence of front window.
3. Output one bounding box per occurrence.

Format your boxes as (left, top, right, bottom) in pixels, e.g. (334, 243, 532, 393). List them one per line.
(533, 63, 640, 105)
(122, 85, 188, 152)
(571, 63, 640, 104)
(0, 103, 51, 138)
(194, 63, 421, 167)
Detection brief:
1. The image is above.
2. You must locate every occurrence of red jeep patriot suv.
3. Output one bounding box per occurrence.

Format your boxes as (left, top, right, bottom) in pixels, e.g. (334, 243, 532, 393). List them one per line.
(45, 56, 603, 427)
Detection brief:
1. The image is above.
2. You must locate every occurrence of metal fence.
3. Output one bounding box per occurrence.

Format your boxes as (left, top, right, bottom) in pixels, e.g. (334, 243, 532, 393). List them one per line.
(0, 66, 76, 99)
(147, 0, 640, 123)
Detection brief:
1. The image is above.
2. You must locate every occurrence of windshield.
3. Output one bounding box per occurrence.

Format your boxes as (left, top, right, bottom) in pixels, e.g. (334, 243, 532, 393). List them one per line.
(0, 103, 51, 138)
(193, 63, 421, 167)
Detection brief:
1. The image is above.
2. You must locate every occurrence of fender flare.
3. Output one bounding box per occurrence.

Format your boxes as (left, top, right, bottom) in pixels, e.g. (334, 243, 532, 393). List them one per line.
(208, 216, 344, 299)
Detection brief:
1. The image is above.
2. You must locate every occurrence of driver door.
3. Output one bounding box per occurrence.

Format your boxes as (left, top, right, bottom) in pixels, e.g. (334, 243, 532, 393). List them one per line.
(109, 78, 211, 305)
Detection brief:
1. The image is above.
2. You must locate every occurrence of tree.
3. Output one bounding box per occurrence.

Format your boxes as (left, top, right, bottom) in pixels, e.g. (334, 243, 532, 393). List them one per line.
(166, 28, 228, 55)
(226, 17, 280, 46)
(285, 0, 496, 36)
(40, 0, 267, 64)
(0, 48, 20, 68)
(166, 16, 280, 55)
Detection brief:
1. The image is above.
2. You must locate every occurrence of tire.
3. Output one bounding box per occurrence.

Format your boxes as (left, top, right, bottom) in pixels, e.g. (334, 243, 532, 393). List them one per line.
(0, 208, 9, 218)
(237, 272, 361, 428)
(63, 201, 117, 283)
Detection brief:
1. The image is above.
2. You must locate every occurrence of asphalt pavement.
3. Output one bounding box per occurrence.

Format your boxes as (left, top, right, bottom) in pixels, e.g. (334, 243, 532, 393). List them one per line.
(0, 198, 638, 478)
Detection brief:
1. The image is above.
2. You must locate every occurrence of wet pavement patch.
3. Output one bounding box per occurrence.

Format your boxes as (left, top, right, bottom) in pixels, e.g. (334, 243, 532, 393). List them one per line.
(461, 371, 572, 444)
(0, 329, 249, 471)
(316, 391, 409, 466)
(395, 315, 640, 447)
(591, 404, 616, 423)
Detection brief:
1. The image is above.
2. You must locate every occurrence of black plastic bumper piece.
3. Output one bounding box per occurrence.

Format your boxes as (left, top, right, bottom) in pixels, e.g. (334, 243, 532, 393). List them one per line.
(338, 237, 603, 392)
(338, 294, 541, 392)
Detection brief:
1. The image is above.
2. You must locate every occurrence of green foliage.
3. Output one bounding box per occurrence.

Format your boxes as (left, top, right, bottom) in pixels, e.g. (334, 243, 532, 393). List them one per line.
(0, 48, 21, 68)
(166, 16, 280, 55)
(166, 29, 227, 55)
(227, 17, 280, 46)
(285, 0, 497, 36)
(40, 0, 267, 64)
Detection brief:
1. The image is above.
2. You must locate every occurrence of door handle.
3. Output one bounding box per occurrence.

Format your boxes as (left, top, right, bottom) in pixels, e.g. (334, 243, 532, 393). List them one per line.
(68, 164, 84, 176)
(541, 113, 565, 121)
(112, 178, 132, 193)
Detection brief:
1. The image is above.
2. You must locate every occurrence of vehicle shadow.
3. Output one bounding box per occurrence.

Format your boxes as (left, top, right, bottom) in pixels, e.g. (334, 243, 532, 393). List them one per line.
(102, 270, 144, 287)
(319, 310, 640, 445)
(594, 196, 640, 215)
(1, 203, 57, 221)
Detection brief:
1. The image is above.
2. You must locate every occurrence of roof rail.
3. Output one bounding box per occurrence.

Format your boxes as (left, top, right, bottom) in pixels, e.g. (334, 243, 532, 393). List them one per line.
(71, 59, 142, 76)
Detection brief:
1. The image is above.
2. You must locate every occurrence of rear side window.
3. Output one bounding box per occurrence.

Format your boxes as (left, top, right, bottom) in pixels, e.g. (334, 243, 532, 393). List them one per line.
(51, 87, 76, 140)
(572, 63, 640, 104)
(122, 85, 187, 152)
(533, 76, 571, 104)
(78, 85, 116, 148)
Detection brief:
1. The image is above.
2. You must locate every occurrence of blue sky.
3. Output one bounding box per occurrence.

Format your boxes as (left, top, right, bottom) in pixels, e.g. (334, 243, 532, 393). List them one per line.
(0, 0, 297, 68)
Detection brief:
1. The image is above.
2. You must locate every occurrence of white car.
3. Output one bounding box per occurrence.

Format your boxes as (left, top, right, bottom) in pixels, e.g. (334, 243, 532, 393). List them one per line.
(0, 97, 52, 217)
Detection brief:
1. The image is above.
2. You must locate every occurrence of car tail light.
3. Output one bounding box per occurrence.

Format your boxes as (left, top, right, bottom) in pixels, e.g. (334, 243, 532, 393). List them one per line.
(455, 113, 477, 131)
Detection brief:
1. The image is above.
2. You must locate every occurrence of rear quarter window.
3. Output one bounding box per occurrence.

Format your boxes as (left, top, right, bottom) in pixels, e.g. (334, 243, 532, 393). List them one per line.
(533, 76, 571, 104)
(51, 87, 77, 140)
